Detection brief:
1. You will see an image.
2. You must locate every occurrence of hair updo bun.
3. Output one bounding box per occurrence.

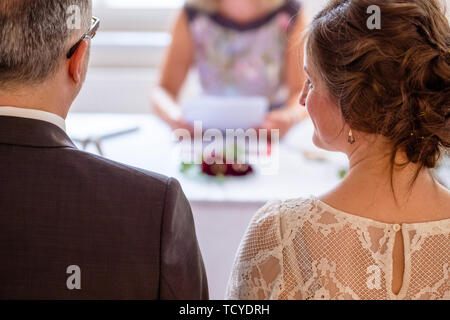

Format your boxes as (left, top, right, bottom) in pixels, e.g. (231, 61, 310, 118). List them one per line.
(306, 0, 450, 170)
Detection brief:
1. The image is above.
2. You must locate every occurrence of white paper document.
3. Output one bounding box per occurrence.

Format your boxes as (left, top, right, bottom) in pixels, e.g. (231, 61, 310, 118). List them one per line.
(183, 95, 269, 131)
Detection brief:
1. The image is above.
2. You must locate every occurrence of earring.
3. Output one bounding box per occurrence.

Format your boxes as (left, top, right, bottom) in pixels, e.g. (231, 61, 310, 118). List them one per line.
(348, 129, 356, 144)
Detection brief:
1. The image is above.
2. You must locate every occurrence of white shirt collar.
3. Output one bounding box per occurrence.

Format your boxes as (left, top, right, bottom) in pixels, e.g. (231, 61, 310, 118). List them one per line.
(0, 106, 66, 132)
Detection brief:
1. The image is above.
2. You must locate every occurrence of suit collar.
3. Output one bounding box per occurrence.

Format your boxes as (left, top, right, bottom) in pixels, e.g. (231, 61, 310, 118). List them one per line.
(0, 106, 66, 132)
(0, 116, 77, 149)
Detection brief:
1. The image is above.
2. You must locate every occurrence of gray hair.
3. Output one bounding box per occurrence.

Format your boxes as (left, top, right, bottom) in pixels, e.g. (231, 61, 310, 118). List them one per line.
(0, 0, 91, 88)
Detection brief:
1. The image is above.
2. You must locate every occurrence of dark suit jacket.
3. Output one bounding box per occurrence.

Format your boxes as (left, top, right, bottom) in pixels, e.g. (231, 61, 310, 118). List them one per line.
(0, 115, 208, 299)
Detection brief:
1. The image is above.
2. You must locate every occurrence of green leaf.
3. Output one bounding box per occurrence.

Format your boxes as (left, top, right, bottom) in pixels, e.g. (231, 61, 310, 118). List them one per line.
(338, 169, 348, 179)
(180, 162, 196, 174)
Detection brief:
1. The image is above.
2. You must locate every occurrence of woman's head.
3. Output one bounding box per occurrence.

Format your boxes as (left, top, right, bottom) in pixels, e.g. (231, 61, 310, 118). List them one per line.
(185, 0, 286, 13)
(300, 0, 449, 171)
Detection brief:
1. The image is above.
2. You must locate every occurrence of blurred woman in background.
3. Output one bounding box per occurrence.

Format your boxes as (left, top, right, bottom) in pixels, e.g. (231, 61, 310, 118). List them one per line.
(151, 0, 307, 137)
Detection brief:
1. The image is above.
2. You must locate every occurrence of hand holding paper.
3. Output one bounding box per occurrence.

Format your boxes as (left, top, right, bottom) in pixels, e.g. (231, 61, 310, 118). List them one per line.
(183, 95, 269, 131)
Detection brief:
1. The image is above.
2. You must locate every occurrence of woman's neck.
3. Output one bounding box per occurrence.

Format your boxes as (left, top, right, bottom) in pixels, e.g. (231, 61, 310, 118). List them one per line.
(218, 0, 268, 24)
(346, 137, 428, 197)
(335, 136, 449, 222)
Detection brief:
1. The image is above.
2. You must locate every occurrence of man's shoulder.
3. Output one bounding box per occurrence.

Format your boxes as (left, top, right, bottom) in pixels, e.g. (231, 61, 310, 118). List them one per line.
(65, 148, 172, 189)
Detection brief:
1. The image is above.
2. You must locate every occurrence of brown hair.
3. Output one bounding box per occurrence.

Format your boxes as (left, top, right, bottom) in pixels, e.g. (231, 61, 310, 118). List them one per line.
(306, 0, 450, 174)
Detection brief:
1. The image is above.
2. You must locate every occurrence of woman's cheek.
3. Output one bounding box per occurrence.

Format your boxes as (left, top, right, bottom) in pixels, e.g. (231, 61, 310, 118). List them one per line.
(306, 91, 321, 122)
(308, 93, 335, 142)
(305, 93, 323, 143)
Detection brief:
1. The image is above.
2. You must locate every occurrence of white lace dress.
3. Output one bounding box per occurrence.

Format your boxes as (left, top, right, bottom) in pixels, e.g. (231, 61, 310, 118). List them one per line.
(226, 196, 450, 300)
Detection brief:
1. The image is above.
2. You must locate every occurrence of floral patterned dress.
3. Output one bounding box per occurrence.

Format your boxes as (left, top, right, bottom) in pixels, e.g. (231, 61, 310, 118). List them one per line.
(185, 0, 301, 110)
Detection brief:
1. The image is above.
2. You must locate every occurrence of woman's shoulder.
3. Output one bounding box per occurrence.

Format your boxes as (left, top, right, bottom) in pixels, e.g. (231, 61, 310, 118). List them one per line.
(183, 4, 216, 23)
(283, 0, 303, 18)
(183, 4, 201, 22)
(254, 196, 315, 221)
(250, 196, 317, 242)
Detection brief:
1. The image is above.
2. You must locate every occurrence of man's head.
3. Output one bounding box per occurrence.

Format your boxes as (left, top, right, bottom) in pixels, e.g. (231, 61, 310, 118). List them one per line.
(0, 0, 93, 118)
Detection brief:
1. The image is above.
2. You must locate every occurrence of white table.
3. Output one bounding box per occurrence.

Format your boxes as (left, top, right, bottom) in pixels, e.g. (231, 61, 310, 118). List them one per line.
(65, 113, 449, 299)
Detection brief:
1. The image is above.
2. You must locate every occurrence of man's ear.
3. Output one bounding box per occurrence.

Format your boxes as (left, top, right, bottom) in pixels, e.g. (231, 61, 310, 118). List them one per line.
(68, 40, 88, 83)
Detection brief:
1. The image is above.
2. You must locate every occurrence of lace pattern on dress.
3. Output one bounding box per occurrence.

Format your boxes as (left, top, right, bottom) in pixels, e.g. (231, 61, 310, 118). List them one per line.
(226, 196, 450, 300)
